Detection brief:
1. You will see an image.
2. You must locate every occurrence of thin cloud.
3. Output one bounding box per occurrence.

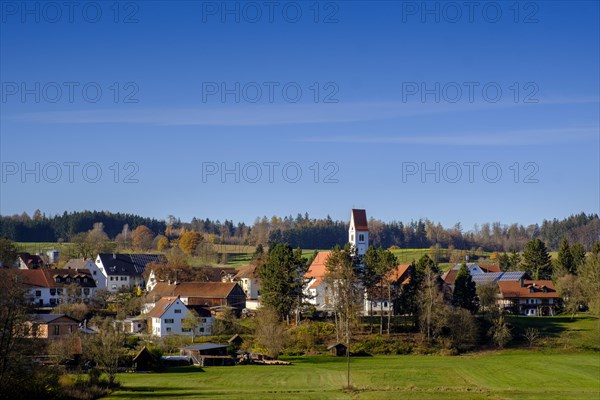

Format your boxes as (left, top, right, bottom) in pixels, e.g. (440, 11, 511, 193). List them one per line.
(5, 97, 599, 127)
(299, 126, 599, 146)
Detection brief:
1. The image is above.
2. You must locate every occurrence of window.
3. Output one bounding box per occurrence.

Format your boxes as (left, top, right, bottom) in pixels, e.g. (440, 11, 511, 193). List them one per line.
(50, 288, 56, 296)
(351, 234, 354, 241)
(83, 288, 90, 295)
(359, 234, 365, 242)
(50, 298, 57, 305)
(93, 271, 96, 275)
(121, 277, 127, 281)
(199, 327, 205, 332)
(69, 325, 73, 333)
(182, 328, 191, 332)
(57, 289, 63, 295)
(166, 327, 172, 332)
(174, 309, 181, 314)
(201, 318, 207, 323)
(35, 290, 41, 297)
(55, 277, 61, 283)
(110, 277, 114, 281)
(165, 319, 174, 324)
(53, 325, 59, 336)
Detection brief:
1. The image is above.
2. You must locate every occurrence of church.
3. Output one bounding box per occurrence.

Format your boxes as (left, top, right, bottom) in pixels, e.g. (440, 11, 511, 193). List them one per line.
(303, 209, 369, 310)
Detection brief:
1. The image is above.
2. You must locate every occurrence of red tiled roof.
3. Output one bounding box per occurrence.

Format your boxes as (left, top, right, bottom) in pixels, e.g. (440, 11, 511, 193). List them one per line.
(480, 264, 501, 273)
(386, 264, 411, 283)
(443, 269, 459, 285)
(304, 251, 332, 279)
(234, 264, 258, 279)
(498, 280, 558, 299)
(146, 296, 180, 318)
(15, 268, 96, 288)
(149, 282, 239, 299)
(351, 209, 368, 231)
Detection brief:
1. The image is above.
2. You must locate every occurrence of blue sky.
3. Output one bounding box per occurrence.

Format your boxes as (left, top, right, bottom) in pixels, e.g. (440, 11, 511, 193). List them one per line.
(1, 0, 598, 229)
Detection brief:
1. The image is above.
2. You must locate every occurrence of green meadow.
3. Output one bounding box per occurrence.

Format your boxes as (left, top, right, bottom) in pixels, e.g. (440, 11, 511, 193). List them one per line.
(106, 351, 600, 400)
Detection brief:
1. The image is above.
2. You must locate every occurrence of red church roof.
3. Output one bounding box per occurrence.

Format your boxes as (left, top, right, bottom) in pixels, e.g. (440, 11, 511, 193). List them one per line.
(351, 209, 368, 231)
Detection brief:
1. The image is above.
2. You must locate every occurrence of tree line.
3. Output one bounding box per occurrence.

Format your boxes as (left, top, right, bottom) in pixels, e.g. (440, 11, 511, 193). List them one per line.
(1, 210, 598, 252)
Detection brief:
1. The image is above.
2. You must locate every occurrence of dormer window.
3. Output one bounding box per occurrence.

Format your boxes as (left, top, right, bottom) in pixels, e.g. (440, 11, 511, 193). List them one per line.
(55, 277, 60, 283)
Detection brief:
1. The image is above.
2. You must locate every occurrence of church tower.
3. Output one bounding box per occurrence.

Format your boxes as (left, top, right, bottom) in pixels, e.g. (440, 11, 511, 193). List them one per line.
(349, 209, 369, 256)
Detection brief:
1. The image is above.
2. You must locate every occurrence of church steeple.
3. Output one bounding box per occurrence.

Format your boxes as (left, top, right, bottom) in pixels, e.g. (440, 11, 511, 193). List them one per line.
(349, 209, 368, 256)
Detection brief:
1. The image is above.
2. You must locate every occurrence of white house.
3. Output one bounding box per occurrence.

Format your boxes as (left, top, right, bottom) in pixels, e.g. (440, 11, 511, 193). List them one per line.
(303, 251, 332, 309)
(146, 296, 212, 337)
(233, 264, 261, 309)
(92, 253, 167, 292)
(13, 268, 97, 307)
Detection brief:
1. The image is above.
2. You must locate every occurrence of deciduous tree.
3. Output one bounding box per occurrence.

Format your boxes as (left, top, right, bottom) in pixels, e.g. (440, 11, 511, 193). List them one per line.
(132, 225, 155, 251)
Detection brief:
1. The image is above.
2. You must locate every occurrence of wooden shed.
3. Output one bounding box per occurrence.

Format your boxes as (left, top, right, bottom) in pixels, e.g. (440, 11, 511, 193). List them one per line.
(327, 343, 348, 357)
(180, 343, 234, 366)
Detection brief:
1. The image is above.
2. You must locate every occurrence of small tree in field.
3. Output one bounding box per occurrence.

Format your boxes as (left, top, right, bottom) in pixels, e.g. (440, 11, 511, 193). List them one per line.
(182, 309, 201, 343)
(254, 306, 287, 359)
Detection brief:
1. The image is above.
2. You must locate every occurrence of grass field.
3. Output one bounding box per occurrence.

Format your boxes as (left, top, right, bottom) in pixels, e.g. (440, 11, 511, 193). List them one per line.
(105, 351, 600, 400)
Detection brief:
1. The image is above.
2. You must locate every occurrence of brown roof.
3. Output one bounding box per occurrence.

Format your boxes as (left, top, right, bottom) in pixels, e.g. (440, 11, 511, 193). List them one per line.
(146, 296, 181, 318)
(64, 259, 92, 269)
(498, 280, 559, 299)
(442, 269, 459, 285)
(234, 264, 258, 279)
(480, 264, 501, 273)
(386, 264, 411, 282)
(304, 251, 332, 279)
(351, 209, 368, 231)
(12, 268, 95, 288)
(149, 282, 240, 299)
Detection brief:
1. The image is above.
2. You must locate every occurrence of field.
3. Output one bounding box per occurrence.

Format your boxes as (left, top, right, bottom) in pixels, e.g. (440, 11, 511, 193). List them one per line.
(105, 351, 600, 400)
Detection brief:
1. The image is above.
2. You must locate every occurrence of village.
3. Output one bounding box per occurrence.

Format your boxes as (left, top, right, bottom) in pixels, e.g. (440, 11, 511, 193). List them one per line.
(3, 210, 570, 366)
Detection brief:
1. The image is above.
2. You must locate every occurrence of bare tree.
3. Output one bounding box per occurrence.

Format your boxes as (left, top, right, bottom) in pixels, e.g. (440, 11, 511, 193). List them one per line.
(254, 306, 287, 359)
(182, 309, 201, 343)
(84, 319, 127, 388)
(523, 328, 540, 347)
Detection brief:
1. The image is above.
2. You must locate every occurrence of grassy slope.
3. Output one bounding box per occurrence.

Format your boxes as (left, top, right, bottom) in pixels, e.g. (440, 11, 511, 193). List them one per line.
(106, 351, 599, 400)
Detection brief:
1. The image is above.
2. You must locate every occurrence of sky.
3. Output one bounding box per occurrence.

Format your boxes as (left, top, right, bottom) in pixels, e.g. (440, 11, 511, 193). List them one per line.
(1, 0, 599, 229)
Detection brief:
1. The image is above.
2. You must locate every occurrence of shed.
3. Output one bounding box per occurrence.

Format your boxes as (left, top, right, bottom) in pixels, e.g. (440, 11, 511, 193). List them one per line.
(180, 343, 234, 366)
(227, 334, 243, 348)
(132, 346, 158, 371)
(327, 343, 348, 357)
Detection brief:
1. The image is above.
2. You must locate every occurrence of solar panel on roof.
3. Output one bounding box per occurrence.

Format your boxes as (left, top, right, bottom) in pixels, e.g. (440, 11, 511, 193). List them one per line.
(498, 271, 525, 281)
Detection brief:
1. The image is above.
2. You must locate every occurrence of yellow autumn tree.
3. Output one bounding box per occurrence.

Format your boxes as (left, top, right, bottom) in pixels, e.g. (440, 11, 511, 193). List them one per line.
(179, 231, 203, 255)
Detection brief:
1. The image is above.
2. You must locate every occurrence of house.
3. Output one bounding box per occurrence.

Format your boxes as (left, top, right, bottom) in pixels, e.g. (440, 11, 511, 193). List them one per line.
(146, 296, 212, 337)
(442, 264, 526, 289)
(179, 343, 234, 366)
(233, 264, 261, 309)
(497, 280, 559, 316)
(91, 253, 167, 292)
(16, 252, 45, 269)
(364, 264, 412, 316)
(64, 258, 97, 271)
(303, 251, 332, 310)
(24, 314, 81, 338)
(14, 268, 97, 307)
(146, 281, 246, 315)
(119, 317, 147, 334)
(145, 266, 238, 292)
